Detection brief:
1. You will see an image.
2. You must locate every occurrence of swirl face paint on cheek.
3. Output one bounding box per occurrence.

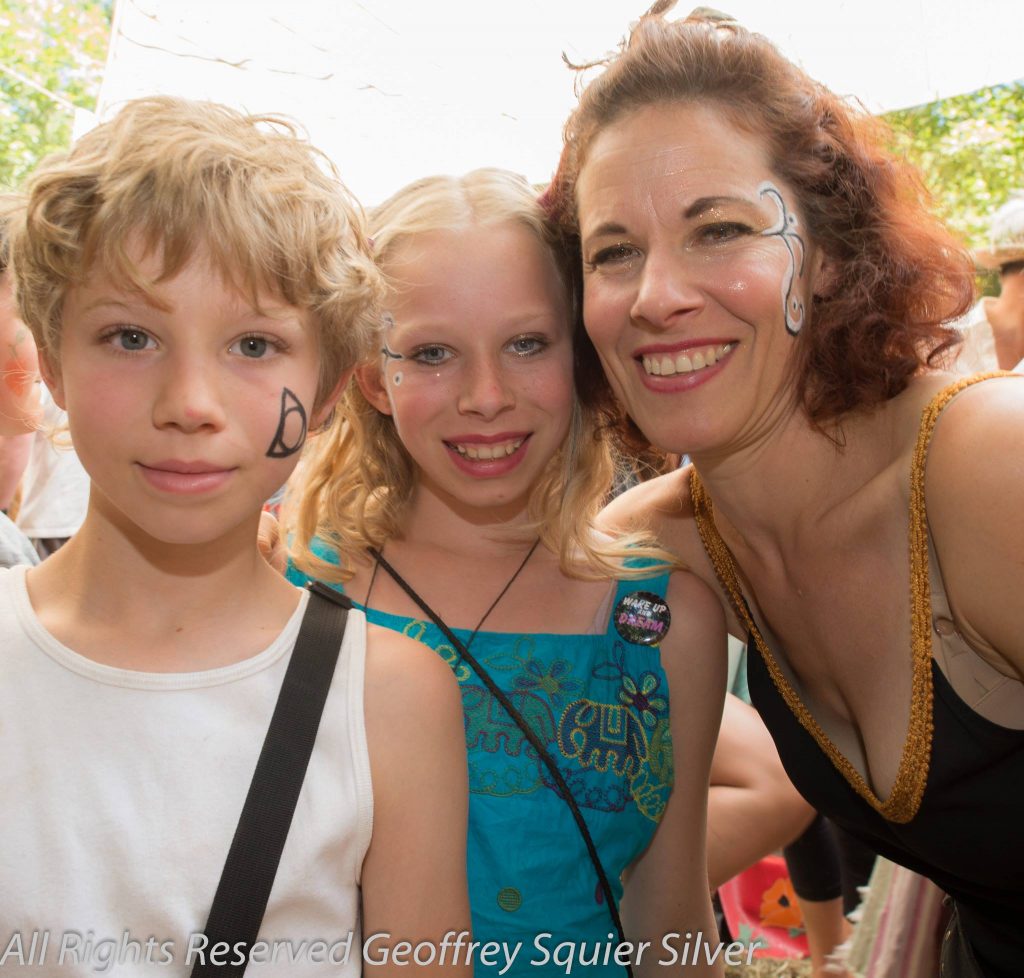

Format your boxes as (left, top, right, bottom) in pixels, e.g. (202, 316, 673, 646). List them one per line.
(758, 181, 807, 335)
(380, 313, 405, 370)
(266, 387, 308, 458)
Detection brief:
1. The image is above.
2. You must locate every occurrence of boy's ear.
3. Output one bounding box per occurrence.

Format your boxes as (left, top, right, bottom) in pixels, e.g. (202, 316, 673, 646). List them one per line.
(355, 361, 393, 416)
(36, 346, 66, 410)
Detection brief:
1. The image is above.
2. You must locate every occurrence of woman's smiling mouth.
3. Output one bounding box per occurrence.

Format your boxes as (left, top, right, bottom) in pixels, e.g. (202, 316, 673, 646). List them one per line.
(640, 341, 735, 377)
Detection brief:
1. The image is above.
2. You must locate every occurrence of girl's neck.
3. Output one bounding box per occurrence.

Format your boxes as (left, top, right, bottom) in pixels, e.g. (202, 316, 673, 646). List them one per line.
(398, 480, 536, 559)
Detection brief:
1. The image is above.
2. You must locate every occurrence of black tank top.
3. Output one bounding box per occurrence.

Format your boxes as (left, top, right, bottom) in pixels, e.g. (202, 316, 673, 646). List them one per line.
(693, 375, 1024, 978)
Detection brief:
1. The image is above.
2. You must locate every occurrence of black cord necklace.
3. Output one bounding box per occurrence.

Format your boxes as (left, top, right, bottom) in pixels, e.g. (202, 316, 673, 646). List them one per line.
(364, 537, 541, 645)
(365, 541, 633, 974)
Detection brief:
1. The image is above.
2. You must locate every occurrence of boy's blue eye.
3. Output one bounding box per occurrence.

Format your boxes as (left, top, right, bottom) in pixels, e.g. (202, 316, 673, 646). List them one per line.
(238, 336, 268, 358)
(119, 329, 150, 351)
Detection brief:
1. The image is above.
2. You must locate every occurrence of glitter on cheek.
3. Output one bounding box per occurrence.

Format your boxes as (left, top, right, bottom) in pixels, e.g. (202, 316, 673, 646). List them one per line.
(726, 278, 749, 296)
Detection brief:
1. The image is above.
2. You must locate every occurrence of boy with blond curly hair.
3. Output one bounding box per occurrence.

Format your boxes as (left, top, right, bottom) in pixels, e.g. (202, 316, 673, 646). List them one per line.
(1, 97, 469, 977)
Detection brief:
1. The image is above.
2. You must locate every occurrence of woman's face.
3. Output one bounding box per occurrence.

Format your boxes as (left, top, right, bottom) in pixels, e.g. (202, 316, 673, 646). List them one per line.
(576, 101, 823, 458)
(357, 221, 574, 519)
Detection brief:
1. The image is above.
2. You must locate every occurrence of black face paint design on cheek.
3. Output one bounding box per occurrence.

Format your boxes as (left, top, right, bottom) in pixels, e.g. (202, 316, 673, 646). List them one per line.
(266, 387, 308, 458)
(758, 182, 807, 335)
(381, 342, 404, 362)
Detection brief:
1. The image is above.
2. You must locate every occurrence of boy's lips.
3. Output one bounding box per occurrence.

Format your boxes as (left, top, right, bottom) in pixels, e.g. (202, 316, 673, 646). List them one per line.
(137, 460, 236, 494)
(143, 459, 231, 474)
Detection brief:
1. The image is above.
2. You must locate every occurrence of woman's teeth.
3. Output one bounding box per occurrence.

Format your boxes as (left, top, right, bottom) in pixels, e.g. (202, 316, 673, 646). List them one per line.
(641, 342, 734, 377)
(450, 438, 524, 460)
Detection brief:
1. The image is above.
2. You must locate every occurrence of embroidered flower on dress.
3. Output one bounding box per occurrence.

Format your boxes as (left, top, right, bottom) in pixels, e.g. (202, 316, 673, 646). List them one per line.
(514, 657, 583, 710)
(618, 672, 668, 728)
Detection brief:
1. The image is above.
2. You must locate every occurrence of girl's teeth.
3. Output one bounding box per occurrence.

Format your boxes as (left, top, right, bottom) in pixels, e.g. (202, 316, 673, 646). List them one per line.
(452, 438, 524, 459)
(643, 343, 733, 378)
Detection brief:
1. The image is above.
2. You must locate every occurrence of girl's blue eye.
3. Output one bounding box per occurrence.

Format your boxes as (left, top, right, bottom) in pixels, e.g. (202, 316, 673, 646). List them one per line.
(412, 345, 451, 366)
(509, 336, 546, 357)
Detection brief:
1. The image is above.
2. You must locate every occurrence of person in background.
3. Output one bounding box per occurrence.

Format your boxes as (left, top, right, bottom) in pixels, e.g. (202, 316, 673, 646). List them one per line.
(0, 208, 41, 565)
(957, 191, 1024, 373)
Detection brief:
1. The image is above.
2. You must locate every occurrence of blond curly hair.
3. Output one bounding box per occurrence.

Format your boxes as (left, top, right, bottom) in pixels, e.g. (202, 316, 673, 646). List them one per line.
(289, 168, 676, 583)
(8, 95, 382, 408)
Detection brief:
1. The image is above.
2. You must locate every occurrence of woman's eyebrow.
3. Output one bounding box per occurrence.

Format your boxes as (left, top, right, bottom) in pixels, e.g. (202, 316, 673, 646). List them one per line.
(683, 194, 757, 218)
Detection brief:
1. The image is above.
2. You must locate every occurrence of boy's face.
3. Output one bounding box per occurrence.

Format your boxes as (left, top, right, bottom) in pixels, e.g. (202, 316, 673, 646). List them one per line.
(43, 247, 331, 548)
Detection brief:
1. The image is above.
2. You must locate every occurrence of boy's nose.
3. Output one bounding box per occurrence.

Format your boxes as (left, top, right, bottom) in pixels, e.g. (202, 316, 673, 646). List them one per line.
(151, 358, 228, 433)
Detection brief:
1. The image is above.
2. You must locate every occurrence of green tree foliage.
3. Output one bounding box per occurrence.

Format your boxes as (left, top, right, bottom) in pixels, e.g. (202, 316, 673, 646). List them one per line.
(886, 81, 1024, 250)
(0, 0, 112, 190)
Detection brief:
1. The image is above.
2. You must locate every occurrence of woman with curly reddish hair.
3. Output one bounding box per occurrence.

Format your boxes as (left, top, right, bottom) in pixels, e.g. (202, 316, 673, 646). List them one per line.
(546, 5, 1024, 976)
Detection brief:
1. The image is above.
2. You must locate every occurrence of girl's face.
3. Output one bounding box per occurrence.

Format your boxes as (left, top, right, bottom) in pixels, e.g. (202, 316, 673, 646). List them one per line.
(358, 221, 574, 520)
(48, 245, 332, 548)
(576, 101, 823, 458)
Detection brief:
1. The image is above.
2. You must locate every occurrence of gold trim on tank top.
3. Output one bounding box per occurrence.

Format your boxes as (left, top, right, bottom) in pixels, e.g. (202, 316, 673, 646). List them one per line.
(690, 372, 1009, 824)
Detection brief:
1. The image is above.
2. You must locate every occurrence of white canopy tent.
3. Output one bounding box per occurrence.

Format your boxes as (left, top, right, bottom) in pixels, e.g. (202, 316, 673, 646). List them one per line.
(94, 0, 1024, 205)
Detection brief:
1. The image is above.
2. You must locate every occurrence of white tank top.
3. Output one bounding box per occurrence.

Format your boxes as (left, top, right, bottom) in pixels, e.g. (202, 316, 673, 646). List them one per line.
(0, 566, 372, 977)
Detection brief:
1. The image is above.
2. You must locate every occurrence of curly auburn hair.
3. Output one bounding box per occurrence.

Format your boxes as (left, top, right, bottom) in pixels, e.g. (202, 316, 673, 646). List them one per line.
(544, 2, 975, 424)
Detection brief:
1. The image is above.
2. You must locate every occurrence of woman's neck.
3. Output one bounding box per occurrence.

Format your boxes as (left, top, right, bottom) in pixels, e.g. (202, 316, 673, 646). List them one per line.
(690, 402, 898, 558)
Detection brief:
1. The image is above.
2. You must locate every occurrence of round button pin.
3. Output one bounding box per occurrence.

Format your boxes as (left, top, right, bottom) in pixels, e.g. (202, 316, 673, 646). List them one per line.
(613, 590, 671, 646)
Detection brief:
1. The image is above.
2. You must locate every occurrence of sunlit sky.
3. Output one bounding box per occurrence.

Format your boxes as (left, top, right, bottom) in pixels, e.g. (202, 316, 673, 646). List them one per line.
(94, 0, 1024, 205)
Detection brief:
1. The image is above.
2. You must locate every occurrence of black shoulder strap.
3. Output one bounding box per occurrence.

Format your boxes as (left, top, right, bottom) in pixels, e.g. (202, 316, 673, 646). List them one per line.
(191, 582, 353, 977)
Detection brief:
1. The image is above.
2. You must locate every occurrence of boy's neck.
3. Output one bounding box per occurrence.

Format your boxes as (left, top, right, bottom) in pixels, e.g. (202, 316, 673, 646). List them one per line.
(25, 503, 301, 673)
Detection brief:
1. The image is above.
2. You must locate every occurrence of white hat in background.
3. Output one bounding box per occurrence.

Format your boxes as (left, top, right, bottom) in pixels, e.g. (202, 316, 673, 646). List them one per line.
(974, 191, 1024, 270)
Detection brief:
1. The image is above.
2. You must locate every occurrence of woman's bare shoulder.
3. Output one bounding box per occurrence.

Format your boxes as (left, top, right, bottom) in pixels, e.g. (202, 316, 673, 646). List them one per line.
(599, 466, 707, 568)
(601, 467, 693, 529)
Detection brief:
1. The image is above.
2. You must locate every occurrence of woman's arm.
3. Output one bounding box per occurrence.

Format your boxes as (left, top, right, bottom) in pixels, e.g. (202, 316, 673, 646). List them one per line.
(925, 377, 1024, 680)
(599, 469, 746, 639)
(620, 570, 726, 978)
(361, 625, 472, 978)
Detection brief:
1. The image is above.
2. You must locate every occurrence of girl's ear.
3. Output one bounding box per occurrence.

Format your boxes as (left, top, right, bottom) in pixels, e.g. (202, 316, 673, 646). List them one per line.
(355, 361, 393, 416)
(310, 368, 354, 430)
(37, 347, 66, 410)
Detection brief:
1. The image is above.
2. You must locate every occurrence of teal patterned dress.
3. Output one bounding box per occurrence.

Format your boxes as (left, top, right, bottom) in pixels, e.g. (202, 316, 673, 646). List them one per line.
(288, 541, 674, 977)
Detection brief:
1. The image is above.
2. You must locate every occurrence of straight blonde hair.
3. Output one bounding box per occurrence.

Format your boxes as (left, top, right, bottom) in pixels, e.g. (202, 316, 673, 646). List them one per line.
(289, 168, 677, 582)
